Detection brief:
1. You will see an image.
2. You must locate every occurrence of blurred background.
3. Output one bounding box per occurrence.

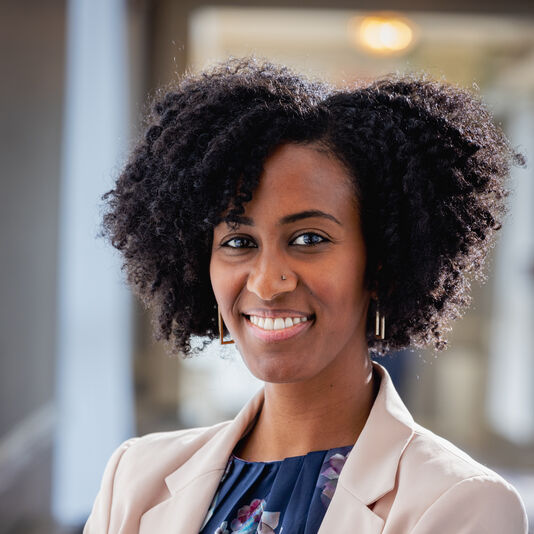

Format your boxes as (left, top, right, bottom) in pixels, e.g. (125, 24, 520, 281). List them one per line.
(1, 0, 533, 532)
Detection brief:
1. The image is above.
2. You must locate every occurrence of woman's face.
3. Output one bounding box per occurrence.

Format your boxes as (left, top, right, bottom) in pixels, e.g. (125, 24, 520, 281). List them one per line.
(210, 143, 371, 384)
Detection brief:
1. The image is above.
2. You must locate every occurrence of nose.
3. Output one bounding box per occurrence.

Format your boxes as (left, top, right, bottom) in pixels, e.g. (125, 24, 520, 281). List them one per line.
(246, 249, 297, 301)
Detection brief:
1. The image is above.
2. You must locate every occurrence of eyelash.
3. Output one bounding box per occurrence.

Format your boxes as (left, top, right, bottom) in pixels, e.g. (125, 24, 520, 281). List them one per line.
(221, 232, 329, 249)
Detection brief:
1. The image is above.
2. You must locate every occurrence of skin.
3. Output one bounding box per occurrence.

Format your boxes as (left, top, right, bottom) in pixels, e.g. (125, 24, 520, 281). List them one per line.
(210, 142, 379, 462)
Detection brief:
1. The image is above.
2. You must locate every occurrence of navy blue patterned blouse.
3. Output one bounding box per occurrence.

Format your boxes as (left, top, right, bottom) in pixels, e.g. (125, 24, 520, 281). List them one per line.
(199, 444, 354, 534)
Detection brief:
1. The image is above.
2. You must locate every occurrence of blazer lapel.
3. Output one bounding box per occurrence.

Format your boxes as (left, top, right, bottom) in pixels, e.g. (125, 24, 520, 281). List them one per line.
(138, 470, 227, 534)
(318, 483, 385, 533)
(139, 388, 265, 534)
(318, 361, 415, 534)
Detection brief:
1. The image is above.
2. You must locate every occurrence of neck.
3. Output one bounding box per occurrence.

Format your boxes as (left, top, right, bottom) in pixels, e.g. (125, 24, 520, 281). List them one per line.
(234, 345, 379, 462)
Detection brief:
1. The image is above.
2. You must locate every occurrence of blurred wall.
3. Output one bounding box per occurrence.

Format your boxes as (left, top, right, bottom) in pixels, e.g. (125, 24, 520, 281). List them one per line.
(0, 0, 65, 442)
(0, 0, 65, 529)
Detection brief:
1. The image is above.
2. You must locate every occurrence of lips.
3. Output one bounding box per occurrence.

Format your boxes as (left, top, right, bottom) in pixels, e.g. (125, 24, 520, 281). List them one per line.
(243, 313, 315, 342)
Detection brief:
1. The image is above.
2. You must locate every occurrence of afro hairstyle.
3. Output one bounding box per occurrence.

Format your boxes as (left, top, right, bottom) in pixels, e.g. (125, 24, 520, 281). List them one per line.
(100, 56, 526, 357)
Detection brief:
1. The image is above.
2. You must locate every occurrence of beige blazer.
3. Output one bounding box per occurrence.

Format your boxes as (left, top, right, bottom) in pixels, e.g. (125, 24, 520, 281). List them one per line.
(83, 361, 528, 533)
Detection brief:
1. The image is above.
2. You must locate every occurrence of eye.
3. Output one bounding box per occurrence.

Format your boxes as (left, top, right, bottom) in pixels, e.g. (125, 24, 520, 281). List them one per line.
(221, 236, 257, 249)
(291, 232, 329, 247)
(220, 232, 329, 249)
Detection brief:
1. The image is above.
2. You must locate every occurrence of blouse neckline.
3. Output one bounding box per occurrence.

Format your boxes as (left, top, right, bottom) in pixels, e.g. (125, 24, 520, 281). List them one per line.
(230, 443, 354, 465)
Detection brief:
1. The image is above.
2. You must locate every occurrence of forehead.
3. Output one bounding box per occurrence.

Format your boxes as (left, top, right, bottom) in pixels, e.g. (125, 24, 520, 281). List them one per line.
(241, 143, 357, 219)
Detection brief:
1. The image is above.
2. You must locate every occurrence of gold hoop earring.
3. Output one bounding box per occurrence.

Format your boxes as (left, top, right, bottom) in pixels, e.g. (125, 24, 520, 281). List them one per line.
(375, 299, 386, 340)
(218, 307, 234, 345)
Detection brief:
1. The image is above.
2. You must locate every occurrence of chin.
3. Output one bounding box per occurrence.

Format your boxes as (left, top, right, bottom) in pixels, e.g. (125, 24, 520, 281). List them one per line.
(244, 359, 315, 384)
(234, 340, 323, 384)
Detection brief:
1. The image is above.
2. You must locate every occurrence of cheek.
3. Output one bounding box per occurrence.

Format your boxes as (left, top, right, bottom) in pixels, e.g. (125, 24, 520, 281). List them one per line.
(209, 257, 227, 307)
(319, 252, 367, 314)
(209, 257, 243, 313)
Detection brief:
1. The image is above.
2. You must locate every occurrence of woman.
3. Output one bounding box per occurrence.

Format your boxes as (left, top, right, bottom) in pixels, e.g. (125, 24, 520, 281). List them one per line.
(84, 57, 528, 533)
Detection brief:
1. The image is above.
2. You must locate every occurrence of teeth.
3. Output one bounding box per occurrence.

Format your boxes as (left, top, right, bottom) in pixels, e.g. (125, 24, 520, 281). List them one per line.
(273, 318, 285, 329)
(248, 315, 310, 331)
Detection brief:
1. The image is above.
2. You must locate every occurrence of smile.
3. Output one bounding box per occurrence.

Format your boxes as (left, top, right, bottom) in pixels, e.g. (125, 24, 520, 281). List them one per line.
(244, 314, 314, 342)
(248, 315, 309, 330)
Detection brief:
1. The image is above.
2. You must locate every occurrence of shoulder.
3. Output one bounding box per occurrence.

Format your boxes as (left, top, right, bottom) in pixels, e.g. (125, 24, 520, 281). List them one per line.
(107, 421, 229, 485)
(405, 422, 498, 480)
(392, 422, 528, 533)
(83, 422, 229, 534)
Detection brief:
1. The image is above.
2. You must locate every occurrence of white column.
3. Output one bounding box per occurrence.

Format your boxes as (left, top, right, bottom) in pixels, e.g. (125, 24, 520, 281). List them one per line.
(486, 93, 534, 444)
(52, 0, 134, 525)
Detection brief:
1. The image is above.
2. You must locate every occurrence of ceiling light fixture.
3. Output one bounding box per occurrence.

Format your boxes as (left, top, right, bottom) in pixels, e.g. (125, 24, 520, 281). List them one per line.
(349, 12, 417, 55)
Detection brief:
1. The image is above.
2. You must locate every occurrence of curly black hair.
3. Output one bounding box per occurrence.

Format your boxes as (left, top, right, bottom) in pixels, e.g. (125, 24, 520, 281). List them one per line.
(100, 56, 526, 357)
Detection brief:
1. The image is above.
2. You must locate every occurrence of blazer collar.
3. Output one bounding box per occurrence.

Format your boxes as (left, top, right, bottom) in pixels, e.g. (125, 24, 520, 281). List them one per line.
(163, 386, 265, 495)
(139, 392, 265, 533)
(338, 360, 415, 505)
(141, 360, 414, 534)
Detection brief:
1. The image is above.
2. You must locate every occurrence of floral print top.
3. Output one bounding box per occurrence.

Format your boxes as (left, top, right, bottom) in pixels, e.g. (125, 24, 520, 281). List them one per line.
(199, 444, 353, 534)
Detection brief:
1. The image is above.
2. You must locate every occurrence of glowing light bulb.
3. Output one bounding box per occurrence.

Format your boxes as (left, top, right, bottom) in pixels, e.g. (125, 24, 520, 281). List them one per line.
(349, 13, 415, 54)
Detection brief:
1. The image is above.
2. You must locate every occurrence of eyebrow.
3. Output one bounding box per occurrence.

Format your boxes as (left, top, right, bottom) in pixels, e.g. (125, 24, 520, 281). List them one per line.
(225, 209, 342, 227)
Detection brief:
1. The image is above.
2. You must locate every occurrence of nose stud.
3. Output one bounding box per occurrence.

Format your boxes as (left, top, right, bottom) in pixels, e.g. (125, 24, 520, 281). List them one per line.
(281, 274, 286, 280)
